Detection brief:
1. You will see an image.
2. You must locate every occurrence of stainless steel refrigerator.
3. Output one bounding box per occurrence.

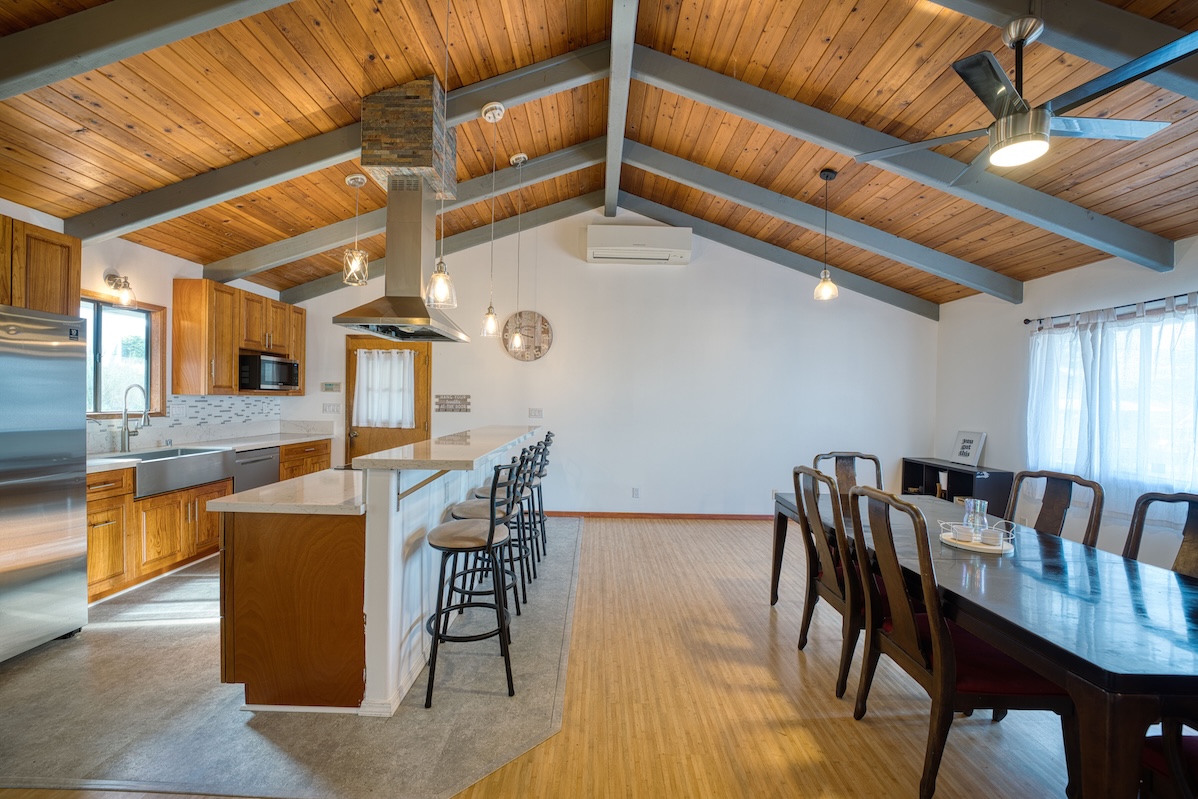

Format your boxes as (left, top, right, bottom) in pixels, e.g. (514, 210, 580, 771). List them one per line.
(0, 303, 87, 664)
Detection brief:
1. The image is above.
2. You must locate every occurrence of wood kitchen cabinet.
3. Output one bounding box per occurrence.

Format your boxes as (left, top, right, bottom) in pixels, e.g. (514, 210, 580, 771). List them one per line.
(279, 439, 331, 480)
(189, 479, 232, 554)
(287, 305, 306, 394)
(132, 478, 232, 580)
(240, 292, 290, 355)
(86, 469, 135, 601)
(173, 279, 238, 395)
(0, 216, 81, 317)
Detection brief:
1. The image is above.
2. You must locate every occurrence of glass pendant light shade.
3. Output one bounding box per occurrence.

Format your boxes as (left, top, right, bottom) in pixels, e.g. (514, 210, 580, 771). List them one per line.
(425, 257, 457, 309)
(813, 269, 839, 300)
(342, 248, 369, 286)
(105, 274, 136, 307)
(481, 305, 500, 337)
(509, 330, 524, 352)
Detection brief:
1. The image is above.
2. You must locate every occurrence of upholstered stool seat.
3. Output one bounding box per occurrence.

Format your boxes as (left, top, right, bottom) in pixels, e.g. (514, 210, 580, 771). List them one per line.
(450, 499, 494, 520)
(428, 518, 508, 549)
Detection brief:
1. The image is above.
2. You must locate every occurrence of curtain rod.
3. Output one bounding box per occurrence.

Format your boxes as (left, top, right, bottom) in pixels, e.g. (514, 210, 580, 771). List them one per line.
(1022, 291, 1195, 326)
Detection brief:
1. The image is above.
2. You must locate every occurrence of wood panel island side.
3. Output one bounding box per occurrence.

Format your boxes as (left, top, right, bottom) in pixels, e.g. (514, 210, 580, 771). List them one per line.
(209, 425, 541, 715)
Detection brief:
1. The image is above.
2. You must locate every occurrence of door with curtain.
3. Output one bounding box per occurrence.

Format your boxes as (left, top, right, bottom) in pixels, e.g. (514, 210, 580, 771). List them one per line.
(345, 337, 431, 461)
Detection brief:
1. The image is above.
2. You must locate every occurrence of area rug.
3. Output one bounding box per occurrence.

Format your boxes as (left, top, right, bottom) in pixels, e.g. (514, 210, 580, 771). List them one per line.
(0, 517, 582, 799)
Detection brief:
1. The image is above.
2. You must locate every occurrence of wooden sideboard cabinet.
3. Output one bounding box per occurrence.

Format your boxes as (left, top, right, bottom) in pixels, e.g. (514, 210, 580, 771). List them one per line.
(0, 216, 81, 317)
(900, 457, 1014, 512)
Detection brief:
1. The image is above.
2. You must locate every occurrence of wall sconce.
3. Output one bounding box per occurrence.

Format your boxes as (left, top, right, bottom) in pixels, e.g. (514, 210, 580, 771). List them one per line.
(104, 274, 137, 307)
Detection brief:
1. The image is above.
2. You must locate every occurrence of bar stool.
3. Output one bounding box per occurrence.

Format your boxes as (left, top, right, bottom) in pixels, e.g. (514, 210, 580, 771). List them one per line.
(423, 454, 524, 708)
(452, 449, 537, 605)
(530, 432, 553, 552)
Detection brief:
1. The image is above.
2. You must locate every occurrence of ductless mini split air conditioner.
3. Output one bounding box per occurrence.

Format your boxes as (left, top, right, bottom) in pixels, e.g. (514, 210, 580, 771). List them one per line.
(586, 224, 692, 265)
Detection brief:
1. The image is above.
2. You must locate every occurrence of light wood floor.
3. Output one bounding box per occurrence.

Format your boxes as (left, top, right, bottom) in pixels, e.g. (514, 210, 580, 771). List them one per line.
(0, 517, 1070, 798)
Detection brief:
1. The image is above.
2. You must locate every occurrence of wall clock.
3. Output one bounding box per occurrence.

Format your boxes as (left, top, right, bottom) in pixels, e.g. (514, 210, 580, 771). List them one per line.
(501, 311, 552, 361)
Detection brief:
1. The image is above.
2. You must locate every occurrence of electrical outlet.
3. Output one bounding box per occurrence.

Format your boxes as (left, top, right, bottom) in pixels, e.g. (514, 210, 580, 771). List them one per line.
(771, 489, 777, 501)
(528, 407, 543, 419)
(632, 488, 639, 499)
(164, 439, 173, 447)
(168, 404, 185, 419)
(322, 403, 341, 414)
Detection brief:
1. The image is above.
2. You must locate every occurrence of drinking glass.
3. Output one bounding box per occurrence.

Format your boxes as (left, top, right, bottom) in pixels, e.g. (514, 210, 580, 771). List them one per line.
(963, 498, 989, 542)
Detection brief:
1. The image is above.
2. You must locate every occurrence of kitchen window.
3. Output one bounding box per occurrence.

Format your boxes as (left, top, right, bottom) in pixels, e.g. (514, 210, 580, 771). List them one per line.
(81, 293, 165, 416)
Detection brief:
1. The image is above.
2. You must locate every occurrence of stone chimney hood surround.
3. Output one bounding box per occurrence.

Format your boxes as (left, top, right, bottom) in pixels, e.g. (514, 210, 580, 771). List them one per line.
(333, 76, 469, 344)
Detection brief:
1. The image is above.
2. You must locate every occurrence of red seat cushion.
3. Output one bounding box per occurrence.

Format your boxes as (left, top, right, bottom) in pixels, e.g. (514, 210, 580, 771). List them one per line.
(881, 614, 1067, 697)
(1143, 732, 1198, 778)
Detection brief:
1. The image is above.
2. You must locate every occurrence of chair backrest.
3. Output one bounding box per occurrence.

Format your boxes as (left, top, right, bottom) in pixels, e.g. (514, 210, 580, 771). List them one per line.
(793, 465, 855, 604)
(535, 435, 552, 479)
(813, 452, 883, 515)
(849, 486, 949, 680)
(1122, 492, 1198, 578)
(486, 450, 528, 543)
(1005, 470, 1105, 546)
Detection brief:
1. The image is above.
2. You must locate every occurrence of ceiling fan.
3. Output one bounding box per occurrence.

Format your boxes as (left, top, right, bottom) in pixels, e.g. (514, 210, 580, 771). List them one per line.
(856, 16, 1198, 174)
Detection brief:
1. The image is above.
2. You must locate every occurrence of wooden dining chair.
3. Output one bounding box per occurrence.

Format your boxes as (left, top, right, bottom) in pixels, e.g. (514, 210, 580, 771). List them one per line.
(792, 465, 864, 698)
(1142, 716, 1198, 799)
(1123, 492, 1198, 579)
(1005, 469, 1105, 546)
(813, 451, 883, 516)
(848, 485, 1080, 799)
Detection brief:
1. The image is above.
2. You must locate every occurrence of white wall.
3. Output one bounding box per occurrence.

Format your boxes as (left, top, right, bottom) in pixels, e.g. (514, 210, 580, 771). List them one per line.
(287, 208, 940, 514)
(935, 236, 1198, 564)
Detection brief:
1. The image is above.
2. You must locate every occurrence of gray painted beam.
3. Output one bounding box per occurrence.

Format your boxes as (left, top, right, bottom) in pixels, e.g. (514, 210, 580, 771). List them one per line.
(604, 1, 639, 216)
(0, 0, 292, 101)
(932, 0, 1198, 101)
(280, 191, 605, 304)
(618, 192, 939, 320)
(624, 140, 1023, 303)
(205, 138, 606, 282)
(67, 46, 611, 245)
(631, 45, 1175, 272)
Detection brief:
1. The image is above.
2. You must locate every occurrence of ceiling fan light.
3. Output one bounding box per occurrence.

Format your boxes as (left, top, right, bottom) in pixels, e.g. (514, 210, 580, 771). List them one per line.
(988, 109, 1051, 167)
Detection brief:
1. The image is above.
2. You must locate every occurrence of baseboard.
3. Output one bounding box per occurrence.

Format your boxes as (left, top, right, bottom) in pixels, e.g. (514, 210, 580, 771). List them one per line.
(546, 511, 772, 521)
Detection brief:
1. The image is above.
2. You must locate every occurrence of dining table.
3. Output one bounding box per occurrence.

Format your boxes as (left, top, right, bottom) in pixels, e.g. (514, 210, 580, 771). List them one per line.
(770, 490, 1198, 799)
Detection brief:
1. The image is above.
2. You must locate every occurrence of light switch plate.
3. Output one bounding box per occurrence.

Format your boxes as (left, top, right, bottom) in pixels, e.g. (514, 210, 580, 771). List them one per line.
(528, 408, 543, 418)
(322, 403, 341, 414)
(321, 382, 341, 392)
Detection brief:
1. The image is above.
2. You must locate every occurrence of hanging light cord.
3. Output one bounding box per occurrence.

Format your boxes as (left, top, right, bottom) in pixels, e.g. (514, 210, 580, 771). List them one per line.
(823, 175, 828, 268)
(438, 0, 450, 260)
(353, 182, 360, 249)
(515, 161, 523, 310)
(488, 116, 497, 306)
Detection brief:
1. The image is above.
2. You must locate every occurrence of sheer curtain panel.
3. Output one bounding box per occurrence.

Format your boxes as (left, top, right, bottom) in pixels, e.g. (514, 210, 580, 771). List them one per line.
(1027, 293, 1198, 515)
(353, 349, 416, 428)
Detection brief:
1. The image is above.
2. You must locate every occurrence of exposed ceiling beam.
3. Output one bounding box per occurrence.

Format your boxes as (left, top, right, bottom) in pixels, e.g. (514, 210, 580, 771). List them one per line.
(66, 44, 612, 246)
(205, 138, 606, 282)
(0, 0, 293, 101)
(932, 0, 1198, 101)
(280, 191, 605, 305)
(624, 140, 1023, 303)
(630, 45, 1175, 273)
(618, 192, 939, 320)
(604, 1, 639, 216)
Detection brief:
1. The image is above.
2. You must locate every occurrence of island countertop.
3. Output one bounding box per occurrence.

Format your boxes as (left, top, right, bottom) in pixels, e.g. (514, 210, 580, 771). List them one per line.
(352, 425, 541, 471)
(207, 468, 364, 515)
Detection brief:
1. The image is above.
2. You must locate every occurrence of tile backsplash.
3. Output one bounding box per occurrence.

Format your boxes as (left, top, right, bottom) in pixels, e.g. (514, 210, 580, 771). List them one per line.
(87, 394, 282, 454)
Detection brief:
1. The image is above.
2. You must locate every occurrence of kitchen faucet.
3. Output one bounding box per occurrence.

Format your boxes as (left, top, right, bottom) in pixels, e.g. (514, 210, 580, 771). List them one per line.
(120, 384, 150, 453)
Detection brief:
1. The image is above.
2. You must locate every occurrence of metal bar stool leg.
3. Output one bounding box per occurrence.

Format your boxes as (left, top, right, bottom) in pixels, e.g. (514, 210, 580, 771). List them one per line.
(491, 547, 514, 694)
(425, 550, 451, 708)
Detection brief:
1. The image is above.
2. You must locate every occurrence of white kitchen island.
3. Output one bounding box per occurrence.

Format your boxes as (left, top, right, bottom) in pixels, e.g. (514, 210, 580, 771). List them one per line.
(209, 425, 540, 716)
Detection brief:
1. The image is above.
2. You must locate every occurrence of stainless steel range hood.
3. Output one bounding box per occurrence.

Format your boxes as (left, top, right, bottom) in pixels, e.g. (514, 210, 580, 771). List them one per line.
(333, 176, 470, 343)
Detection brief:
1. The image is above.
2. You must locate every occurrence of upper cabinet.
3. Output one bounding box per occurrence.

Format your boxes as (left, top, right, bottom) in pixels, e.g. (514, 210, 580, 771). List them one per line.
(173, 279, 306, 396)
(0, 216, 81, 317)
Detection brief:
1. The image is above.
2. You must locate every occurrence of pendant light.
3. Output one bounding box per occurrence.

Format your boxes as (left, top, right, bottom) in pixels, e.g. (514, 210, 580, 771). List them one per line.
(343, 173, 370, 286)
(813, 167, 839, 301)
(424, 0, 458, 309)
(480, 101, 505, 337)
(508, 152, 527, 353)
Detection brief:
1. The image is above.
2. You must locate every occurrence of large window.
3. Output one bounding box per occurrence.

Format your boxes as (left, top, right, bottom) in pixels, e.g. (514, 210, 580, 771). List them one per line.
(82, 297, 152, 414)
(1026, 293, 1198, 515)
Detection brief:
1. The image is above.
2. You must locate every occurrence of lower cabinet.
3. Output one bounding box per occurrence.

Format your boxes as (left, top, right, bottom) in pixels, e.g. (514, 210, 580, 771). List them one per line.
(86, 493, 133, 598)
(134, 490, 188, 575)
(279, 439, 331, 480)
(190, 480, 231, 554)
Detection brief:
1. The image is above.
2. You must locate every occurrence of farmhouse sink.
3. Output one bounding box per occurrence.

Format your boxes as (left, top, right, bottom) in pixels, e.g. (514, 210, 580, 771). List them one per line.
(92, 447, 235, 498)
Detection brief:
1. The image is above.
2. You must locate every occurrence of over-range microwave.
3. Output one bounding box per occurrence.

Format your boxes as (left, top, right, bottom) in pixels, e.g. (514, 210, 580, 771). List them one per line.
(239, 353, 300, 391)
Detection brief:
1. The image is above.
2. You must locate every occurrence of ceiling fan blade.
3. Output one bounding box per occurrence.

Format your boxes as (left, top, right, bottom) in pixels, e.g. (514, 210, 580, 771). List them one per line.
(1050, 116, 1170, 140)
(952, 51, 1030, 119)
(1044, 28, 1198, 117)
(855, 129, 988, 163)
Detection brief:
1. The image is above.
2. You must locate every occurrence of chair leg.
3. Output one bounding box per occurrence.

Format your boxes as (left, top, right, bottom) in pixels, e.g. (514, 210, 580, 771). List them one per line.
(991, 707, 1007, 722)
(919, 697, 955, 799)
(852, 629, 880, 721)
(1060, 711, 1081, 799)
(425, 550, 450, 708)
(491, 549, 515, 696)
(835, 610, 861, 699)
(797, 563, 819, 650)
(534, 483, 547, 551)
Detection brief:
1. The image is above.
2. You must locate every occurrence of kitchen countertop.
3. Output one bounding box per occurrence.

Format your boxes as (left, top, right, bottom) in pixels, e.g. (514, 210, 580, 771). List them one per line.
(352, 425, 541, 471)
(206, 468, 364, 516)
(86, 432, 333, 474)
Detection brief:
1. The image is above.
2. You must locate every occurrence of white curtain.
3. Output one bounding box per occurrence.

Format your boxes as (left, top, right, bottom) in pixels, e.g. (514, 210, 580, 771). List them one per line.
(1027, 293, 1198, 515)
(353, 349, 415, 428)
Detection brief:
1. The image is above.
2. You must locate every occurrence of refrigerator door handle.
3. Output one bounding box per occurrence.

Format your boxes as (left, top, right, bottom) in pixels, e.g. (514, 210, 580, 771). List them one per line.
(0, 473, 83, 488)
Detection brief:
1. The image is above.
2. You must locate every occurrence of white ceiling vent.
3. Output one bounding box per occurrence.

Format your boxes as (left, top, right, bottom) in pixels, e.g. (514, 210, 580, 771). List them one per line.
(586, 225, 692, 265)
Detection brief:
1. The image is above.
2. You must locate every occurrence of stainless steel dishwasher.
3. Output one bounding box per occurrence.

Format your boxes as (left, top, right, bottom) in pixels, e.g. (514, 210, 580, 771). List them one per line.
(233, 447, 280, 492)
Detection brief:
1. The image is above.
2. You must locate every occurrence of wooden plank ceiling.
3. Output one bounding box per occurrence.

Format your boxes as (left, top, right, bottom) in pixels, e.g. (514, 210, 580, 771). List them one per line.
(2, 0, 1198, 307)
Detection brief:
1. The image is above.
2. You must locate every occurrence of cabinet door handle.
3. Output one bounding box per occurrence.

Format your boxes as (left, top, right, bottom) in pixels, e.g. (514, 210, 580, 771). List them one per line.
(210, 359, 215, 380)
(90, 520, 116, 528)
(89, 482, 117, 490)
(302, 447, 315, 452)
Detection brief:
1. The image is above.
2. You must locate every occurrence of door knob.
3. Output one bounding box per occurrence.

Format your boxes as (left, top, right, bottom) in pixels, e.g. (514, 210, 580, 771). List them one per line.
(349, 430, 359, 438)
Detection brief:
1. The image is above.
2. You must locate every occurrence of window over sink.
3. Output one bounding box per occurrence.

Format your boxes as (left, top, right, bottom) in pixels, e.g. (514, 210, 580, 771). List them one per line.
(81, 292, 165, 417)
